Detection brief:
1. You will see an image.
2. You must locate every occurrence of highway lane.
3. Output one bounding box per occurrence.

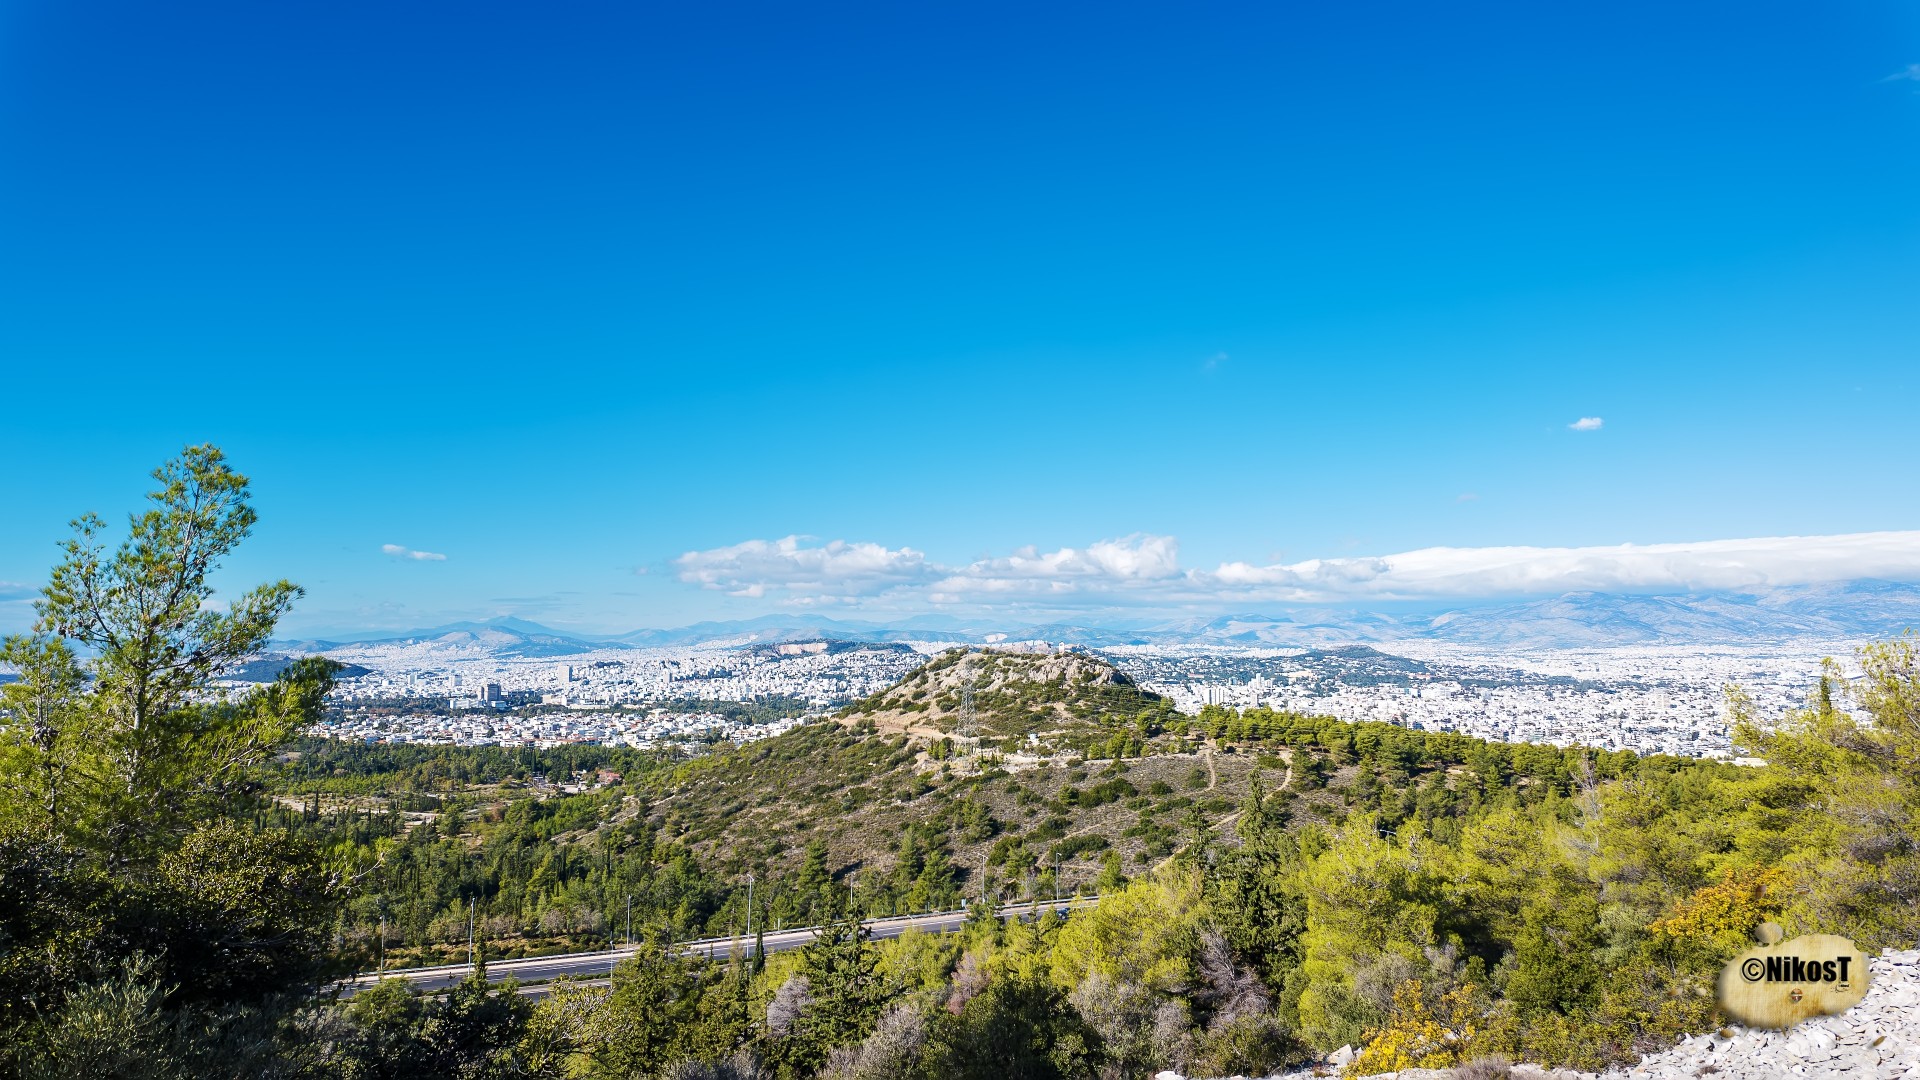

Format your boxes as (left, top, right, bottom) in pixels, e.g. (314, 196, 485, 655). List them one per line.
(338, 896, 1098, 998)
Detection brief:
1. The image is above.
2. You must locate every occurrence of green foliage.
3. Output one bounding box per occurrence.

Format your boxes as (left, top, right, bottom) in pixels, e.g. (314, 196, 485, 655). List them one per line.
(790, 913, 886, 1064)
(1732, 637, 1920, 949)
(34, 445, 306, 860)
(1206, 781, 1309, 996)
(332, 975, 535, 1079)
(0, 636, 91, 840)
(10, 953, 179, 1080)
(571, 945, 750, 1077)
(1504, 891, 1603, 1017)
(131, 820, 340, 1004)
(1049, 872, 1201, 996)
(0, 834, 109, 1031)
(924, 973, 1095, 1080)
(0, 447, 342, 1074)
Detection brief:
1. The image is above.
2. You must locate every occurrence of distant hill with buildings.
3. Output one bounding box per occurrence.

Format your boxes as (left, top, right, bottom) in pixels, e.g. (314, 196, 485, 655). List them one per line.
(222, 656, 374, 683)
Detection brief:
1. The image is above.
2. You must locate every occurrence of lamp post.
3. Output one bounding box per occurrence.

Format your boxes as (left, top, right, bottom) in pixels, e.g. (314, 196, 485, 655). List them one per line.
(745, 874, 756, 959)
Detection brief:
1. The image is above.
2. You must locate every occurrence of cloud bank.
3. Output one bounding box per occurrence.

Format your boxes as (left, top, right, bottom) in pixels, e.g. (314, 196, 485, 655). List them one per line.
(1569, 416, 1604, 431)
(674, 537, 936, 598)
(382, 544, 447, 562)
(673, 531, 1920, 610)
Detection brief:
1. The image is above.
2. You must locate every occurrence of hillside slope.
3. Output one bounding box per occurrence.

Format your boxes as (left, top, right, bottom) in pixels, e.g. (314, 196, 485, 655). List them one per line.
(631, 647, 1648, 915)
(635, 649, 1257, 901)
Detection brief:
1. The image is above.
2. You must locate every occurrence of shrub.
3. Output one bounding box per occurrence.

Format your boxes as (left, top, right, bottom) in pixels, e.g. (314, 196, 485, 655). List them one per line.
(1049, 835, 1110, 862)
(1349, 980, 1479, 1075)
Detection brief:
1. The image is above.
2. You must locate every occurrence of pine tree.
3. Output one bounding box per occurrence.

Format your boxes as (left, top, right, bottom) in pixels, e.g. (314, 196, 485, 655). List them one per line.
(792, 910, 884, 1063)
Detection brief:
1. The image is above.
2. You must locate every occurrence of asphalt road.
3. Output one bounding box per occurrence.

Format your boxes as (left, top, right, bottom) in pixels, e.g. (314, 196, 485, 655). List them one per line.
(337, 896, 1099, 998)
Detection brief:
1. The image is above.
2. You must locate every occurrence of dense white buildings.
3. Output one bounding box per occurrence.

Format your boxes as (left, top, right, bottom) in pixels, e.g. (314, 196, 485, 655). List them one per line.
(321, 640, 931, 711)
(1111, 641, 1849, 758)
(307, 640, 932, 748)
(316, 705, 805, 750)
(297, 636, 1848, 759)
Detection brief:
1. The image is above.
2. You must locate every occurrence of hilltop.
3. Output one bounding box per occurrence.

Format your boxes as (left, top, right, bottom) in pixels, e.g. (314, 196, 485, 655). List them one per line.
(835, 647, 1175, 745)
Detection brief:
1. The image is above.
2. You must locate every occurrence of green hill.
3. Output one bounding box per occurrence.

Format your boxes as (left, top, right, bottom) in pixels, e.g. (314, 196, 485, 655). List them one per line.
(639, 649, 1221, 904)
(631, 647, 1661, 915)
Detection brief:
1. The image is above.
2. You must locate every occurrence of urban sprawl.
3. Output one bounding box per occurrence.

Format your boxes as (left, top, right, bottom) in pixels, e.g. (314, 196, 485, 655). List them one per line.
(288, 636, 1853, 760)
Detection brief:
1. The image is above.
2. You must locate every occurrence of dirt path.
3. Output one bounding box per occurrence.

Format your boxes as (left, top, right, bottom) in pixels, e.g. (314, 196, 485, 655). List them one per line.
(1147, 746, 1293, 875)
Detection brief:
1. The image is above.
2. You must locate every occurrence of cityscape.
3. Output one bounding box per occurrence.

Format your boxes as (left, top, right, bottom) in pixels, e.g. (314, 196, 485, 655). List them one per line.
(299, 633, 1844, 760)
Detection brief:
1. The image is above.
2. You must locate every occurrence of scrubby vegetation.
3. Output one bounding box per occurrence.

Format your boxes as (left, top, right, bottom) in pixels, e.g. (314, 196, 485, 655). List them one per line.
(836, 647, 1179, 744)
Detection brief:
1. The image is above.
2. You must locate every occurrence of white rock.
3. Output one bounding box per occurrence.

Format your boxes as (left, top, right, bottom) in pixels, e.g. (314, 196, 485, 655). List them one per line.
(1327, 1044, 1355, 1068)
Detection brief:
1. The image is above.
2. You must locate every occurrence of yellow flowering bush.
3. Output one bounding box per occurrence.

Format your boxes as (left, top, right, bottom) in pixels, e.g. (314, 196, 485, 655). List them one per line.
(1650, 865, 1791, 952)
(1348, 980, 1480, 1075)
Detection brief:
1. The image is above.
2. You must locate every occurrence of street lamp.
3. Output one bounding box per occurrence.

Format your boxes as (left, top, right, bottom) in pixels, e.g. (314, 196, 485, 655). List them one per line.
(745, 874, 756, 959)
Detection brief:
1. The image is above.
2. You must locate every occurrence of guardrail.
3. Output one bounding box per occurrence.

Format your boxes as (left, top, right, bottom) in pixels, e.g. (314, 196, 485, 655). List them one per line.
(338, 894, 1101, 994)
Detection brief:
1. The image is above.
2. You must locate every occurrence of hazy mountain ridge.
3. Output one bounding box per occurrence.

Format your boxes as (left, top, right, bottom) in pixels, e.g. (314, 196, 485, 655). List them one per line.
(274, 580, 1920, 657)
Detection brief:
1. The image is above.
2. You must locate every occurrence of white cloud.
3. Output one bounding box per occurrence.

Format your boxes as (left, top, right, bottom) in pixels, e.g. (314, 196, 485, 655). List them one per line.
(1192, 532, 1920, 601)
(382, 544, 447, 562)
(0, 581, 35, 601)
(1569, 416, 1604, 431)
(1884, 63, 1920, 83)
(955, 535, 1181, 584)
(670, 531, 1920, 610)
(674, 536, 938, 598)
(674, 534, 1179, 605)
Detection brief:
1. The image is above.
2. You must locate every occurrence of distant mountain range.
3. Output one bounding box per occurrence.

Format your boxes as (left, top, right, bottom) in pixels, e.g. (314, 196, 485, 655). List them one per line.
(278, 617, 615, 659)
(275, 580, 1920, 657)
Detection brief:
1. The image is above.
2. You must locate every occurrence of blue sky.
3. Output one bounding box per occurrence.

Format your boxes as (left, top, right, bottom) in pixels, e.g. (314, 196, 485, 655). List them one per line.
(3, 1, 1918, 635)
